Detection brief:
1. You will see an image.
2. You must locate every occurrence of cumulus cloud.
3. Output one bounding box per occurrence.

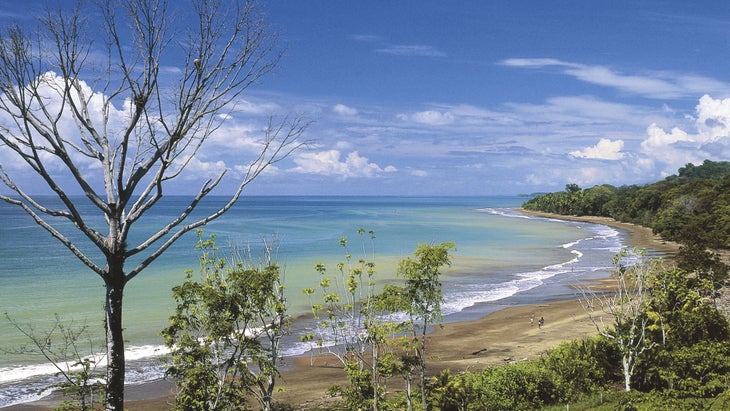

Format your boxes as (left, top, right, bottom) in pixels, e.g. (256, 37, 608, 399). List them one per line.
(639, 94, 730, 174)
(501, 58, 730, 99)
(570, 138, 625, 160)
(291, 150, 397, 178)
(642, 123, 690, 152)
(0, 71, 131, 176)
(0, 69, 298, 195)
(694, 94, 730, 143)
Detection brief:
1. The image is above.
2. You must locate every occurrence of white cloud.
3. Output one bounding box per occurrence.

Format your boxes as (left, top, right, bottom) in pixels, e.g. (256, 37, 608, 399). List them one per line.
(570, 138, 625, 160)
(334, 141, 354, 150)
(291, 150, 397, 178)
(564, 65, 679, 98)
(501, 58, 730, 99)
(398, 110, 455, 126)
(208, 122, 261, 150)
(694, 94, 730, 143)
(0, 70, 297, 195)
(375, 44, 446, 58)
(642, 123, 690, 152)
(0, 71, 133, 184)
(501, 58, 568, 68)
(179, 156, 227, 180)
(506, 95, 646, 128)
(639, 94, 730, 174)
(234, 99, 282, 115)
(333, 104, 358, 116)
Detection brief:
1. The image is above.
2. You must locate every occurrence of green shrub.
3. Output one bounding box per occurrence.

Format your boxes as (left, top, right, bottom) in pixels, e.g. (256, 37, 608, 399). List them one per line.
(539, 336, 619, 401)
(458, 361, 560, 410)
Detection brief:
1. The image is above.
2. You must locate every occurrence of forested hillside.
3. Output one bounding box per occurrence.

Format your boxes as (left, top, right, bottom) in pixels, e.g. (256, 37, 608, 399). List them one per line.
(519, 160, 730, 409)
(523, 160, 730, 250)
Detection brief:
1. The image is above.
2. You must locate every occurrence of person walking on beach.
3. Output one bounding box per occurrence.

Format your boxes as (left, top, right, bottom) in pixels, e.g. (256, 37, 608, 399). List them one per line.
(530, 313, 534, 326)
(538, 316, 544, 329)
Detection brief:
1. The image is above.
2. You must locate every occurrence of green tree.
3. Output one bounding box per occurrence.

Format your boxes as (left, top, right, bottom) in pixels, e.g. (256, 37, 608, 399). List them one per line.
(579, 248, 656, 391)
(634, 264, 730, 395)
(456, 361, 560, 410)
(161, 231, 288, 411)
(677, 159, 730, 180)
(675, 242, 729, 296)
(539, 336, 617, 402)
(302, 229, 402, 411)
(565, 183, 582, 194)
(578, 184, 617, 216)
(0, 1, 306, 409)
(302, 232, 454, 411)
(398, 241, 455, 410)
(523, 160, 730, 251)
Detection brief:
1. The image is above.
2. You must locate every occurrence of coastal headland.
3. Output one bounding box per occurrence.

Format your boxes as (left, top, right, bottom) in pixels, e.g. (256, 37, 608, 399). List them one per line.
(6, 211, 680, 411)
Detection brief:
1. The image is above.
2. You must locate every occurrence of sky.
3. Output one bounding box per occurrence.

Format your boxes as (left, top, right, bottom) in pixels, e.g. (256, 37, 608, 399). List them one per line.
(2, 1, 730, 196)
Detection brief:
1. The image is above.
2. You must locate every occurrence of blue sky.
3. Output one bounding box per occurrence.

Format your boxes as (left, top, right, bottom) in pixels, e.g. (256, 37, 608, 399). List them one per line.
(2, 1, 730, 196)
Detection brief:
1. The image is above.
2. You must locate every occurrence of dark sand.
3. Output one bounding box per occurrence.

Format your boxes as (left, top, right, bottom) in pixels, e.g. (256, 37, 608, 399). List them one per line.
(6, 211, 679, 410)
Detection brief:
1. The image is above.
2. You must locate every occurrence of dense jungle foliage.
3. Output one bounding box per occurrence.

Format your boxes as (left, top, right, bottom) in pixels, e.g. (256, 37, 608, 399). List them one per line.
(419, 257, 730, 411)
(522, 160, 730, 250)
(149, 166, 730, 410)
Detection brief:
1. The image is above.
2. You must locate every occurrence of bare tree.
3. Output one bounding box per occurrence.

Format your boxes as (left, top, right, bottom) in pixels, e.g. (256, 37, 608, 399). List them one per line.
(579, 248, 657, 391)
(0, 1, 307, 409)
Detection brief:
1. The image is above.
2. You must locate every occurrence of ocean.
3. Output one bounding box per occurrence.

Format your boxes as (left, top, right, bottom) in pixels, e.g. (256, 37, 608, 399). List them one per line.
(0, 195, 632, 407)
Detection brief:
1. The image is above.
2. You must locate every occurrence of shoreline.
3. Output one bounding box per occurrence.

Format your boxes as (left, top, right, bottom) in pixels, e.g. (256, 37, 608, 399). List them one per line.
(5, 210, 679, 410)
(518, 209, 680, 258)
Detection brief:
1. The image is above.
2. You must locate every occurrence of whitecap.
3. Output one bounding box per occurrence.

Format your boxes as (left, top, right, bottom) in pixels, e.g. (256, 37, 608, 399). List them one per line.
(474, 208, 531, 218)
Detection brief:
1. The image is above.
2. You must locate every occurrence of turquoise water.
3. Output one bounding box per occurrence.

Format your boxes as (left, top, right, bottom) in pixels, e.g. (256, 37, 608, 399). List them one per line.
(0, 196, 629, 407)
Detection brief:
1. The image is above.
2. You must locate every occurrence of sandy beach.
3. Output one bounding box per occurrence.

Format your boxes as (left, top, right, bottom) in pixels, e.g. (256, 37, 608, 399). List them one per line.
(6, 211, 680, 410)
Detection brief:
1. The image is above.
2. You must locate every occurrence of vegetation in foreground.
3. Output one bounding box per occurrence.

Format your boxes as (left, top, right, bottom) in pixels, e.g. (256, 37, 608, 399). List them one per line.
(160, 230, 729, 410)
(0, 1, 306, 409)
(11, 161, 730, 410)
(513, 159, 730, 410)
(162, 231, 288, 411)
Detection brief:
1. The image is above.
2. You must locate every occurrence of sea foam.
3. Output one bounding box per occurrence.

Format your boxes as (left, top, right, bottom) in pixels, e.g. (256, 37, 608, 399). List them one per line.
(0, 201, 631, 408)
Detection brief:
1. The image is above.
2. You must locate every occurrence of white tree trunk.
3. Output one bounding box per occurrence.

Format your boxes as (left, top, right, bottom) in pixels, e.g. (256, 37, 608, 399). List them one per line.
(622, 356, 631, 391)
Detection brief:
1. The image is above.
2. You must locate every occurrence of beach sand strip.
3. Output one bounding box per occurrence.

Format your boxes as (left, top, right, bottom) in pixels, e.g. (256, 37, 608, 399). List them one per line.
(8, 211, 680, 411)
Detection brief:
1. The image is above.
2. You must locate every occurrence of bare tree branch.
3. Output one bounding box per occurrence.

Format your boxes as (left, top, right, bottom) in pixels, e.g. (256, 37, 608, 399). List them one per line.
(0, 1, 308, 409)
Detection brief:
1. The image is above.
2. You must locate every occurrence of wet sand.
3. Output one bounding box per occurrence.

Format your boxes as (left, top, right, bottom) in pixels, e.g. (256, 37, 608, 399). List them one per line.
(7, 211, 679, 410)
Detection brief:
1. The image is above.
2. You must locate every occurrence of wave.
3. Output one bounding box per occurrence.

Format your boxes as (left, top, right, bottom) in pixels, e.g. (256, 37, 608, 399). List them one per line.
(0, 344, 171, 408)
(0, 345, 168, 385)
(474, 207, 530, 218)
(0, 207, 629, 408)
(442, 212, 626, 316)
(444, 256, 580, 315)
